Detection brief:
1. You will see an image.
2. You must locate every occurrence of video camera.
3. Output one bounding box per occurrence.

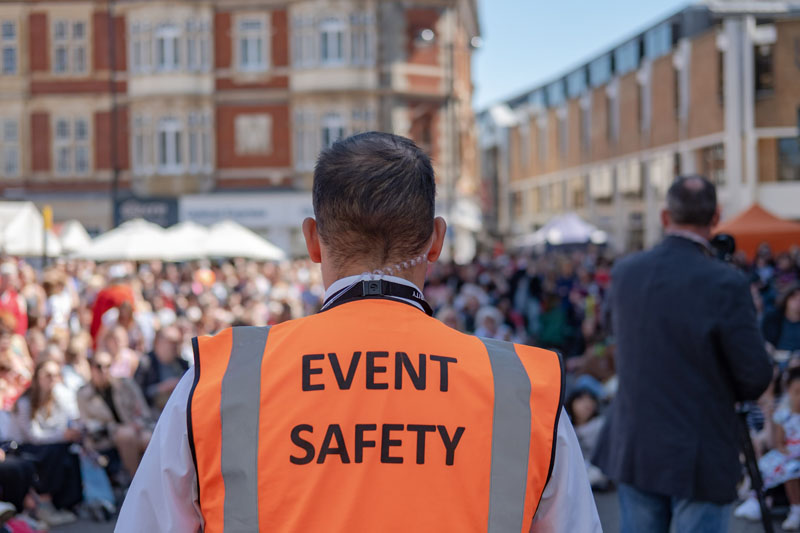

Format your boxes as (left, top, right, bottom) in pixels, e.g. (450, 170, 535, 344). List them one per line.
(710, 233, 736, 263)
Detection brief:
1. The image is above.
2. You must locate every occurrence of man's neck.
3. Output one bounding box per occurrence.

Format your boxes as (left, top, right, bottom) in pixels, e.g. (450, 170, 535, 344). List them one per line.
(323, 262, 427, 292)
(666, 225, 712, 244)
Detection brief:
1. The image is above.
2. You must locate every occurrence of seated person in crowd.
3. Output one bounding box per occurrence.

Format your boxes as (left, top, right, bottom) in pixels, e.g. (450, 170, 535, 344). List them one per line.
(102, 326, 139, 380)
(78, 351, 151, 481)
(12, 360, 82, 525)
(0, 313, 31, 411)
(764, 282, 800, 367)
(565, 384, 608, 490)
(134, 326, 188, 412)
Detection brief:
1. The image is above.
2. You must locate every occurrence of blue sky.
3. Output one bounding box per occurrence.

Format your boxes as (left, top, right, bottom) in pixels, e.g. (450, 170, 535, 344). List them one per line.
(474, 0, 692, 109)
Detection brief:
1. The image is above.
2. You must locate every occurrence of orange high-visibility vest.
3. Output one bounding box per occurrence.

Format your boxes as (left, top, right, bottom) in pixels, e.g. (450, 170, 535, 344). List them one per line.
(188, 298, 564, 532)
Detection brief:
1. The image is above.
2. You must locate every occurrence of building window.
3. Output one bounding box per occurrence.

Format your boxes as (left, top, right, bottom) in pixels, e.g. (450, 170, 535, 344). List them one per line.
(320, 17, 345, 65)
(132, 115, 150, 174)
(755, 44, 774, 97)
(156, 24, 181, 71)
(321, 112, 345, 148)
(778, 138, 800, 181)
(157, 118, 182, 173)
(566, 69, 587, 99)
(237, 16, 269, 72)
(294, 110, 316, 171)
(0, 119, 19, 177)
(185, 20, 210, 72)
(644, 23, 672, 60)
(700, 144, 725, 185)
(614, 39, 640, 76)
(349, 13, 374, 65)
(1, 21, 16, 75)
(54, 117, 90, 176)
(589, 54, 612, 87)
(53, 20, 88, 75)
(673, 66, 681, 119)
(188, 112, 212, 171)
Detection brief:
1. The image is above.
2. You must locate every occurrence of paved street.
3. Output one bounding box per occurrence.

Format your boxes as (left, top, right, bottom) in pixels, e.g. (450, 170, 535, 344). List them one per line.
(49, 491, 782, 532)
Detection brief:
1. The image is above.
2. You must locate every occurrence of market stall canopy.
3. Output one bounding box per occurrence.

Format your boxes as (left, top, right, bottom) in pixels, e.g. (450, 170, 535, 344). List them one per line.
(0, 201, 62, 257)
(510, 212, 608, 249)
(715, 203, 800, 258)
(205, 220, 287, 261)
(75, 219, 168, 261)
(58, 220, 92, 254)
(162, 221, 210, 262)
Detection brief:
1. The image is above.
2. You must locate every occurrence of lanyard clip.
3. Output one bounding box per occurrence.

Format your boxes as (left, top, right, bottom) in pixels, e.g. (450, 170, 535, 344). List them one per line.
(362, 280, 384, 296)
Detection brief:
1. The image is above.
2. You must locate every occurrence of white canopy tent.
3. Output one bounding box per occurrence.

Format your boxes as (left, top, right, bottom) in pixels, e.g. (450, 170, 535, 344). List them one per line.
(58, 220, 92, 254)
(511, 212, 608, 249)
(0, 201, 62, 257)
(205, 220, 287, 261)
(162, 221, 211, 262)
(75, 219, 169, 261)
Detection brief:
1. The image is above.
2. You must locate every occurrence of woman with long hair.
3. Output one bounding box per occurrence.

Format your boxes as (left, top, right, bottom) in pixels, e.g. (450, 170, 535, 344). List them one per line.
(12, 360, 82, 526)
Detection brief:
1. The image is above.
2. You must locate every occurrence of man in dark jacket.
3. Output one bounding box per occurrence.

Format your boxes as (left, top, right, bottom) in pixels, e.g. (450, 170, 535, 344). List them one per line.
(594, 176, 773, 533)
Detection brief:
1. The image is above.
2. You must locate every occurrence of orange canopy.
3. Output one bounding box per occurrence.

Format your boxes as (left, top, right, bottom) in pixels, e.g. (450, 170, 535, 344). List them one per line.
(715, 204, 800, 258)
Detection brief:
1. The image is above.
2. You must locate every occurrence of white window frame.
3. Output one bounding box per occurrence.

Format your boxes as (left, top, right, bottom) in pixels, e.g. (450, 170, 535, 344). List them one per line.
(1, 21, 17, 75)
(349, 12, 374, 66)
(157, 117, 183, 174)
(236, 14, 270, 73)
(155, 23, 181, 72)
(320, 17, 345, 66)
(53, 116, 90, 176)
(188, 111, 212, 173)
(321, 112, 345, 149)
(52, 19, 88, 75)
(0, 118, 19, 178)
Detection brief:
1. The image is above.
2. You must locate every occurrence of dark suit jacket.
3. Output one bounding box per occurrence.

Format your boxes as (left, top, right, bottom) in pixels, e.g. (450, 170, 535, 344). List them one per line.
(593, 235, 772, 503)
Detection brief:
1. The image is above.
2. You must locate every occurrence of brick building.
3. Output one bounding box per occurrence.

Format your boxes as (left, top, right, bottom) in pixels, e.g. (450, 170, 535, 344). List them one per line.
(479, 1, 800, 252)
(0, 0, 480, 256)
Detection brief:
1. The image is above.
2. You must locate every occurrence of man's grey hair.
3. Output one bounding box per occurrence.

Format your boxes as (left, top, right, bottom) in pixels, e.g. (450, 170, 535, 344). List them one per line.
(666, 175, 717, 227)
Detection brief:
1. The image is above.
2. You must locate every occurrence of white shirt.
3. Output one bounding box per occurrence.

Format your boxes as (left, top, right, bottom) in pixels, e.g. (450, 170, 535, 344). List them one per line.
(117, 277, 602, 532)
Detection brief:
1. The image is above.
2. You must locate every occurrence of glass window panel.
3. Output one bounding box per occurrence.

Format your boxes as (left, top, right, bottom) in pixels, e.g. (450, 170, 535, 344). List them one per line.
(157, 39, 166, 68)
(74, 119, 88, 141)
(187, 38, 196, 68)
(189, 131, 198, 166)
(56, 120, 70, 139)
(2, 47, 15, 74)
(75, 146, 89, 174)
(72, 22, 85, 39)
(57, 147, 71, 173)
(174, 131, 182, 165)
(589, 55, 612, 87)
(54, 21, 67, 40)
(74, 46, 86, 73)
(54, 46, 68, 72)
(778, 138, 800, 181)
(240, 20, 263, 32)
(172, 37, 180, 67)
(4, 147, 17, 176)
(159, 131, 168, 166)
(3, 120, 16, 142)
(1, 22, 15, 40)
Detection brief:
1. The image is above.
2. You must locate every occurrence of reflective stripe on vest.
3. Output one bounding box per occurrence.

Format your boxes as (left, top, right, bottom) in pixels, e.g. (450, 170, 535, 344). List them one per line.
(220, 326, 270, 532)
(189, 300, 563, 532)
(481, 338, 532, 533)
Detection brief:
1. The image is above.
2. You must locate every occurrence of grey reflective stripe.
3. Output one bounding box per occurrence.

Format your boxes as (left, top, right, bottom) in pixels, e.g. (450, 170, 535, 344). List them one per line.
(481, 338, 532, 533)
(220, 326, 270, 532)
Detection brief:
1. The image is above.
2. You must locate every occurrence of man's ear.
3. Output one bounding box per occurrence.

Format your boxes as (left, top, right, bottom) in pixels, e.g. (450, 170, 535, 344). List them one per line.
(426, 217, 447, 263)
(660, 209, 671, 229)
(302, 218, 322, 263)
(710, 207, 721, 228)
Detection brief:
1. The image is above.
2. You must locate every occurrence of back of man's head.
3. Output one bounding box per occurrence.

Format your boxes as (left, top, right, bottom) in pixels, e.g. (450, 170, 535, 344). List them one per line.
(312, 132, 436, 268)
(666, 175, 717, 227)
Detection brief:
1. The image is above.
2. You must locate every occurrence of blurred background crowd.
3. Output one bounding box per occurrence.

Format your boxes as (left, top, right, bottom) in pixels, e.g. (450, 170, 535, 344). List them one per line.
(0, 242, 797, 529)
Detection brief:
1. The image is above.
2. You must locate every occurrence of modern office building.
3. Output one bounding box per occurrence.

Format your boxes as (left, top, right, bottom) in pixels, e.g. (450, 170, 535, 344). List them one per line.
(0, 0, 480, 256)
(479, 0, 800, 252)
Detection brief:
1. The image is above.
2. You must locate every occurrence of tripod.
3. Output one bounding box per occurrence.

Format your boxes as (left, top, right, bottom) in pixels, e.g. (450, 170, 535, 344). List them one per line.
(737, 406, 774, 533)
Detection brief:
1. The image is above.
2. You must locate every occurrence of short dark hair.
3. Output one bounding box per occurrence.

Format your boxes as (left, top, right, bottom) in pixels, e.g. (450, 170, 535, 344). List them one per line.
(787, 366, 800, 388)
(312, 132, 436, 267)
(666, 175, 717, 226)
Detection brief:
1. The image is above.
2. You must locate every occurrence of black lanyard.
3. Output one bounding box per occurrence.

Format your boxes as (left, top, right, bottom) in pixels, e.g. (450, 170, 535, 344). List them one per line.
(320, 279, 433, 316)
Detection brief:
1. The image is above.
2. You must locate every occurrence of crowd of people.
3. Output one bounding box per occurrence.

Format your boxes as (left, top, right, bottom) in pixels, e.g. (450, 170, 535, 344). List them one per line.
(0, 241, 796, 530)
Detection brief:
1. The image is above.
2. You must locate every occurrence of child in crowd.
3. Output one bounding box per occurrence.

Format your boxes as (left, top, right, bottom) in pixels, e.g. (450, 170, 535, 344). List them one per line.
(738, 367, 800, 530)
